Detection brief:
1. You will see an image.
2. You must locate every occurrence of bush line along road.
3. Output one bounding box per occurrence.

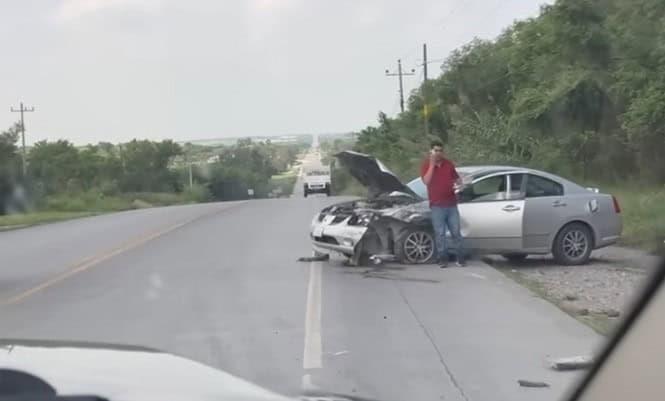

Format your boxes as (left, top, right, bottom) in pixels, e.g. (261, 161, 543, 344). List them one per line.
(1, 142, 611, 401)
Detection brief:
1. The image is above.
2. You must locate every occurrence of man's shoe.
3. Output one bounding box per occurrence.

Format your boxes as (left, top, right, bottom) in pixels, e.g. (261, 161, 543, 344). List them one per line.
(437, 259, 449, 269)
(455, 261, 466, 267)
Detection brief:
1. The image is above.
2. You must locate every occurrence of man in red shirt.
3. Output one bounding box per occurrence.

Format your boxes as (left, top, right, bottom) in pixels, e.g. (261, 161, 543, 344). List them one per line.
(420, 140, 465, 268)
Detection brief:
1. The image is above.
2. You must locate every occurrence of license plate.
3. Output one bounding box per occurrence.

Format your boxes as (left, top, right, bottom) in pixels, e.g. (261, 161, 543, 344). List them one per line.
(312, 226, 324, 237)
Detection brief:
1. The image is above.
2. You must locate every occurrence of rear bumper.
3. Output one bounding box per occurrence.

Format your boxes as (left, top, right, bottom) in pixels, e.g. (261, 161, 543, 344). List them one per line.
(305, 184, 330, 192)
(306, 187, 329, 194)
(595, 235, 621, 249)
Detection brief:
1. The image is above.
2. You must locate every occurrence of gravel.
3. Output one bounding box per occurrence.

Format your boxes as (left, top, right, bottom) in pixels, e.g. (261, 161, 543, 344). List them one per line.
(485, 246, 661, 334)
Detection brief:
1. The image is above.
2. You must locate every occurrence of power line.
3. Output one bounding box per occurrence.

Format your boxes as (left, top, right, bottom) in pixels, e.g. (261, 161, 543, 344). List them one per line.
(10, 102, 35, 177)
(429, 0, 505, 59)
(395, 0, 470, 64)
(434, 0, 469, 35)
(385, 59, 416, 113)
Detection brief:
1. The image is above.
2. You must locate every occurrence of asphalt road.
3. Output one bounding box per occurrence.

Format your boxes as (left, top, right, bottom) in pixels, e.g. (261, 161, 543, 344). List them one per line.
(0, 156, 602, 401)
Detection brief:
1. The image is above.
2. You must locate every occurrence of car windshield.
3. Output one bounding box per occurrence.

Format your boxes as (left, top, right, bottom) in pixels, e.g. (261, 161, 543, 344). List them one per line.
(0, 2, 662, 401)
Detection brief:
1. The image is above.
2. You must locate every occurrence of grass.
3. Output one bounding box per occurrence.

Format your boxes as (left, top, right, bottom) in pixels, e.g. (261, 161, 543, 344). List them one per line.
(41, 187, 211, 213)
(0, 188, 210, 230)
(269, 174, 298, 197)
(607, 185, 665, 253)
(0, 211, 99, 230)
(497, 267, 615, 336)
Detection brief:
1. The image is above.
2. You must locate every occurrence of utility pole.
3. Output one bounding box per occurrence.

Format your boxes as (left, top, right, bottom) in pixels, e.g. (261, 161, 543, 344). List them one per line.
(184, 143, 193, 189)
(10, 102, 35, 177)
(188, 163, 193, 189)
(423, 43, 429, 81)
(385, 59, 415, 113)
(422, 43, 430, 136)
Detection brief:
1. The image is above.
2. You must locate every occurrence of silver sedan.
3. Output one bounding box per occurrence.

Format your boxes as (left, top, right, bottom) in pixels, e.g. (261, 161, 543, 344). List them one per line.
(310, 151, 623, 266)
(407, 166, 623, 264)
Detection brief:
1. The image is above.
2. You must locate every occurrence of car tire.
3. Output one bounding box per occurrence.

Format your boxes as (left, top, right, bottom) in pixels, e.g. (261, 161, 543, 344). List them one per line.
(502, 253, 528, 263)
(395, 227, 436, 264)
(552, 222, 593, 265)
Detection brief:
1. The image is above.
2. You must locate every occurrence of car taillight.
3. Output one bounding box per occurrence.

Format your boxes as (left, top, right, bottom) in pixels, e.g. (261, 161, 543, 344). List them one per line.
(612, 196, 621, 213)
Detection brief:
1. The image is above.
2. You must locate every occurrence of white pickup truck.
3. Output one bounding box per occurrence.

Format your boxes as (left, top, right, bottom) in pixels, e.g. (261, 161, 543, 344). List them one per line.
(303, 168, 331, 197)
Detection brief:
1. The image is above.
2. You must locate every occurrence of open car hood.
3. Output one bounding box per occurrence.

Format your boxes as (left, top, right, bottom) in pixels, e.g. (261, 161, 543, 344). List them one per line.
(335, 151, 419, 199)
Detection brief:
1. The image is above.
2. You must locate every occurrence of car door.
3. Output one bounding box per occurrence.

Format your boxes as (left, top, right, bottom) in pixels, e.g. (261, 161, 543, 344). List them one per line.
(521, 173, 567, 251)
(457, 173, 526, 252)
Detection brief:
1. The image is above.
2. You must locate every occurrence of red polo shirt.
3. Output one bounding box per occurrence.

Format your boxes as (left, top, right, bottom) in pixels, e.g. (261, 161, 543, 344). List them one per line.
(420, 158, 459, 207)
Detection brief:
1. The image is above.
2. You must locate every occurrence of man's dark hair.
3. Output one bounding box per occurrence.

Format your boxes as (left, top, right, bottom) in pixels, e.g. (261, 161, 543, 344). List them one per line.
(430, 139, 444, 149)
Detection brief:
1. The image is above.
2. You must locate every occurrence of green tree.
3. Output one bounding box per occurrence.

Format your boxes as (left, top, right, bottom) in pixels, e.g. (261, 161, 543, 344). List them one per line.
(28, 140, 81, 194)
(0, 123, 21, 214)
(351, 0, 665, 185)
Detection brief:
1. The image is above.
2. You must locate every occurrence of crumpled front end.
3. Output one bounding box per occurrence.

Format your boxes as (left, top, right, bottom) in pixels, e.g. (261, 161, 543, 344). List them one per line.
(310, 199, 431, 265)
(310, 203, 369, 257)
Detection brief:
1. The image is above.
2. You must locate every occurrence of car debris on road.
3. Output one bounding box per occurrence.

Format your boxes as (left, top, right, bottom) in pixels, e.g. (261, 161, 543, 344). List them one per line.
(297, 254, 330, 262)
(548, 355, 595, 371)
(518, 380, 550, 388)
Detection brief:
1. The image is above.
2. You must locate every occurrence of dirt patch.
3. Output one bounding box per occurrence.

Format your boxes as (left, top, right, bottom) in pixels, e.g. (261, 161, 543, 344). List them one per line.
(486, 246, 660, 336)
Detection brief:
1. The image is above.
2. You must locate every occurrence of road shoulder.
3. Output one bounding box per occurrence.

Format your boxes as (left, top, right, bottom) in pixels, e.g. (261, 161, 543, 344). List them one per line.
(318, 257, 600, 401)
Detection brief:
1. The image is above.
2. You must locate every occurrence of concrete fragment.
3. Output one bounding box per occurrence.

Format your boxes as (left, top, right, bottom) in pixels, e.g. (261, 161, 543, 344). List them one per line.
(549, 355, 594, 371)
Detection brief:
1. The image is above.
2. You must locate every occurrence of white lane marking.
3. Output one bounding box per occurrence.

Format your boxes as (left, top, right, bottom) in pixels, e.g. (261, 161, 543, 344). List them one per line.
(465, 272, 487, 280)
(303, 261, 323, 370)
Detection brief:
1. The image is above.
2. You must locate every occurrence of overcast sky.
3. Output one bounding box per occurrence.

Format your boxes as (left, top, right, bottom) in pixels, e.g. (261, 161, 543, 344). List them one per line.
(0, 0, 549, 145)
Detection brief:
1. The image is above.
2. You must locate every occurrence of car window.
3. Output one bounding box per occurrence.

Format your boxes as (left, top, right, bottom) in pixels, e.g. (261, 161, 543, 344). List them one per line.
(526, 174, 564, 197)
(406, 177, 428, 199)
(460, 175, 508, 203)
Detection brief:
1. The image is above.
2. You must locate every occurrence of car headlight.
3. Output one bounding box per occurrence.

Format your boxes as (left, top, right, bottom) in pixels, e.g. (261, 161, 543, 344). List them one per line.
(349, 212, 376, 226)
(358, 213, 373, 226)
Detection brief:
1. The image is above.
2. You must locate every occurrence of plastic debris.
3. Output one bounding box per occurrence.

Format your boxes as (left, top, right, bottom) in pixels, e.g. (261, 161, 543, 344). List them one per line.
(298, 254, 330, 262)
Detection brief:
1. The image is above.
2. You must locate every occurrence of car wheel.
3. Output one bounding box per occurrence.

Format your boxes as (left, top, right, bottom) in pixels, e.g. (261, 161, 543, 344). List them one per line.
(395, 227, 435, 264)
(502, 253, 528, 263)
(552, 222, 593, 265)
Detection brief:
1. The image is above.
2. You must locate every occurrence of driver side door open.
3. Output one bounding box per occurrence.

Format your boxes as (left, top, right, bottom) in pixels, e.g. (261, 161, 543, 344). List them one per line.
(458, 173, 526, 252)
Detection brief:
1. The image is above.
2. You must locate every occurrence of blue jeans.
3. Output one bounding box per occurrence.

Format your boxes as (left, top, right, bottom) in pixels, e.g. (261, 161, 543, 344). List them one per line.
(431, 206, 464, 263)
